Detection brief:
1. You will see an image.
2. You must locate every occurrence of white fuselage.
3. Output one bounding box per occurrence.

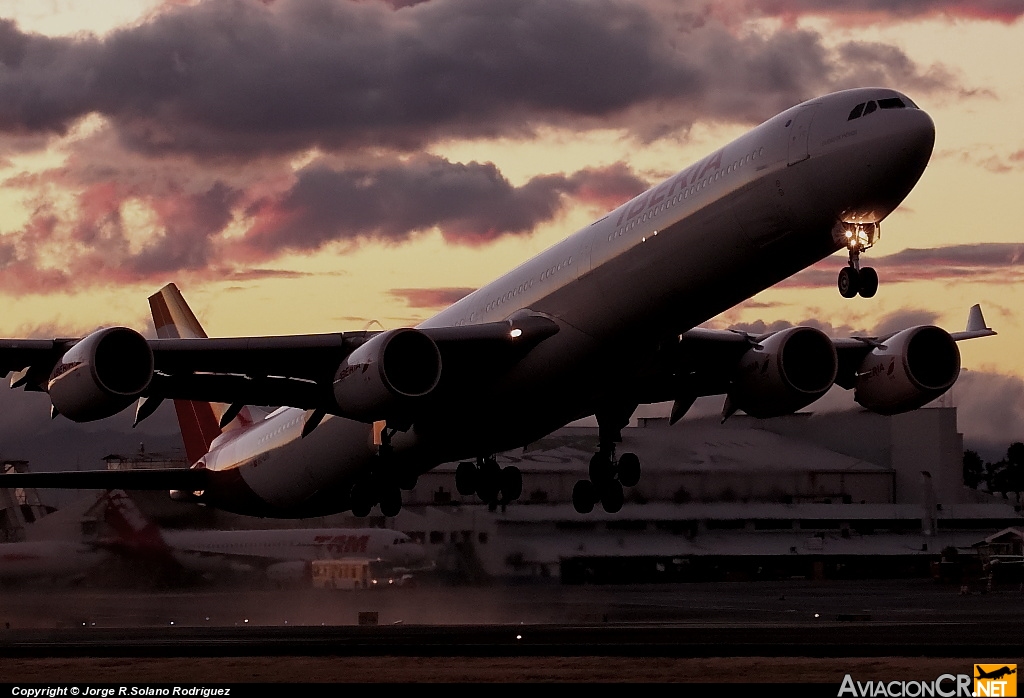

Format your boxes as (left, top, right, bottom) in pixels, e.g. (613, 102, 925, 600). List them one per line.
(195, 87, 935, 516)
(0, 540, 105, 581)
(159, 527, 426, 575)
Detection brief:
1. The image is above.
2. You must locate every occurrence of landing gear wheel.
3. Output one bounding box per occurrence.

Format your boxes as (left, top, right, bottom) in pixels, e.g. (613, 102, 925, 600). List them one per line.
(476, 459, 501, 503)
(858, 266, 878, 298)
(572, 480, 596, 514)
(350, 481, 374, 518)
(455, 461, 476, 496)
(589, 452, 614, 485)
(838, 266, 860, 298)
(500, 465, 523, 502)
(379, 486, 402, 517)
(617, 452, 641, 488)
(600, 480, 624, 514)
(398, 470, 418, 491)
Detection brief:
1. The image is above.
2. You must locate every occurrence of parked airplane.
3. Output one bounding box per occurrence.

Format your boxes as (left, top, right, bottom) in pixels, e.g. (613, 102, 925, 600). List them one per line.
(99, 489, 428, 584)
(0, 491, 108, 583)
(0, 87, 996, 517)
(0, 539, 105, 583)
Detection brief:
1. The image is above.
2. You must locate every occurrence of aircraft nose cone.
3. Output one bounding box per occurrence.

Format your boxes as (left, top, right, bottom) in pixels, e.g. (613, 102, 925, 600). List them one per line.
(903, 108, 936, 163)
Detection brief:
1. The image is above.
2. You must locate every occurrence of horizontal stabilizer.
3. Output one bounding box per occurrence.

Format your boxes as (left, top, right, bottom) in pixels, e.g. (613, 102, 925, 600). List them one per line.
(950, 304, 997, 341)
(0, 468, 208, 491)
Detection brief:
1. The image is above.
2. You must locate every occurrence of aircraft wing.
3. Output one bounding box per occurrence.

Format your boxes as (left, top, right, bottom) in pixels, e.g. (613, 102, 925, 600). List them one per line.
(644, 305, 995, 422)
(0, 315, 559, 413)
(0, 468, 210, 491)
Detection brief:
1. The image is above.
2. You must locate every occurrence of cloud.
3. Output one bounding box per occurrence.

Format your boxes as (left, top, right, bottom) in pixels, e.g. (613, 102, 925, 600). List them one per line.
(0, 0, 962, 158)
(949, 370, 1024, 459)
(778, 243, 1024, 291)
(722, 0, 1024, 24)
(0, 147, 647, 292)
(870, 308, 940, 336)
(237, 155, 648, 254)
(937, 146, 1024, 174)
(389, 287, 474, 308)
(715, 306, 946, 341)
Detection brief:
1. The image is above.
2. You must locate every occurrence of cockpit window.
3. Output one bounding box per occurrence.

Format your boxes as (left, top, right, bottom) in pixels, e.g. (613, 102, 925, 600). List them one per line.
(878, 97, 906, 110)
(849, 96, 914, 121)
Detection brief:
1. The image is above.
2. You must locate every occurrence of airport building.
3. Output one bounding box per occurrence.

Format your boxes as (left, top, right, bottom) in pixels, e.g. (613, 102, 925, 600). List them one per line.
(390, 407, 1024, 583)
(4, 406, 1020, 586)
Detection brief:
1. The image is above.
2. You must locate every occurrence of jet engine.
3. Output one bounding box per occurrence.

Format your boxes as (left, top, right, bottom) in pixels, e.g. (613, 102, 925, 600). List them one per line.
(333, 328, 442, 423)
(854, 325, 960, 415)
(47, 327, 154, 422)
(728, 326, 838, 418)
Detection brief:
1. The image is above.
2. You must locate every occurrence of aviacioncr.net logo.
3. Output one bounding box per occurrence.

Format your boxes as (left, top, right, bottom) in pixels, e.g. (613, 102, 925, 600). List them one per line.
(975, 664, 1017, 697)
(839, 674, 973, 697)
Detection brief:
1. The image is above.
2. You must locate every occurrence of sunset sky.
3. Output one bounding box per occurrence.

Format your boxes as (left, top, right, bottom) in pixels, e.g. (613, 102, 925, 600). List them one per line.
(1, 0, 1023, 453)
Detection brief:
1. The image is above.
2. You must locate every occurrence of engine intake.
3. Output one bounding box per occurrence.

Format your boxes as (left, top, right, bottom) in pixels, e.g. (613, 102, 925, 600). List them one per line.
(729, 326, 838, 418)
(47, 327, 154, 422)
(855, 325, 960, 415)
(333, 328, 441, 423)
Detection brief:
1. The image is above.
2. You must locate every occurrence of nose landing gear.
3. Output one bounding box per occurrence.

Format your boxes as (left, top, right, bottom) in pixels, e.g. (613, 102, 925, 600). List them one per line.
(837, 222, 879, 299)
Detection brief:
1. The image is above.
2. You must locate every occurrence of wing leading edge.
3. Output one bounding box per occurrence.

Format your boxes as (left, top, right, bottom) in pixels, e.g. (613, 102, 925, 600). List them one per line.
(0, 286, 561, 417)
(660, 305, 995, 423)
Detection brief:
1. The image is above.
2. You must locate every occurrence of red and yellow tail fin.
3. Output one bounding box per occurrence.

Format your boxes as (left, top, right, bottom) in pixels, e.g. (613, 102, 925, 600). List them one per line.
(100, 489, 167, 555)
(148, 283, 254, 464)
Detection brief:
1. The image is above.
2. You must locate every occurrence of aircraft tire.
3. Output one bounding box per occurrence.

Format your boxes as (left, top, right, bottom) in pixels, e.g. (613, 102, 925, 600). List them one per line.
(398, 469, 419, 491)
(500, 465, 523, 502)
(572, 479, 596, 514)
(589, 453, 613, 485)
(601, 480, 624, 514)
(838, 267, 860, 298)
(476, 460, 501, 503)
(350, 480, 375, 517)
(858, 267, 878, 298)
(618, 452, 641, 487)
(455, 461, 477, 496)
(379, 486, 402, 517)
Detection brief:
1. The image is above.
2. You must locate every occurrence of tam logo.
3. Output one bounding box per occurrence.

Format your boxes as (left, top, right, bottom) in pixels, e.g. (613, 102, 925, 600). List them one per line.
(313, 534, 370, 554)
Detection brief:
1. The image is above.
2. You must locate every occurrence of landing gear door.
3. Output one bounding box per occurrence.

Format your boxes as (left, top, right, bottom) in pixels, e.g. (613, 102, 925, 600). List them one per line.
(787, 105, 817, 166)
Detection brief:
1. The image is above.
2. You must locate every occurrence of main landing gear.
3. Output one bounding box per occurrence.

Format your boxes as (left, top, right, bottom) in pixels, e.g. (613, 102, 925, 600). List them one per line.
(837, 222, 879, 299)
(350, 425, 416, 518)
(571, 407, 642, 514)
(455, 457, 523, 507)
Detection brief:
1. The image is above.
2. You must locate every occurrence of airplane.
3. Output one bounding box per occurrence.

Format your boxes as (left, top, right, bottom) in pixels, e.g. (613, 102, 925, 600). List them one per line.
(0, 87, 997, 517)
(0, 491, 108, 583)
(976, 667, 1016, 680)
(0, 539, 106, 583)
(98, 489, 429, 585)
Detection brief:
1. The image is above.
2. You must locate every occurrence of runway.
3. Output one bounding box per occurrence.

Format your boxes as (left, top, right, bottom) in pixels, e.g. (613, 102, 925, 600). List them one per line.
(1, 579, 1021, 682)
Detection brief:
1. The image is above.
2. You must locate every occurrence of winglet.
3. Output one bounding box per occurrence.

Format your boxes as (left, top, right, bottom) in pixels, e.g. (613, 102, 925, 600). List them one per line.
(950, 304, 997, 342)
(965, 304, 990, 333)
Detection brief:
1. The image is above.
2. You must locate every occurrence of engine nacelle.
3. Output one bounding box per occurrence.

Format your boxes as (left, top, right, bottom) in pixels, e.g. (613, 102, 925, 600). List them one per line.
(333, 328, 442, 423)
(47, 327, 154, 422)
(728, 326, 838, 418)
(854, 325, 960, 415)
